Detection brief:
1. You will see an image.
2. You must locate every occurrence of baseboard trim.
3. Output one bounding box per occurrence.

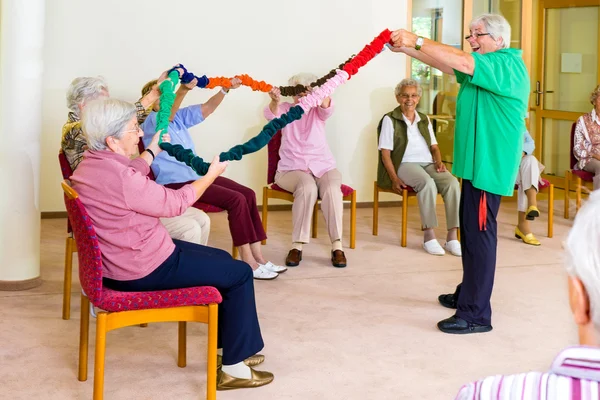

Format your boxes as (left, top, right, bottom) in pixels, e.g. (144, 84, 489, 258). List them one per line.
(0, 276, 43, 291)
(41, 200, 405, 218)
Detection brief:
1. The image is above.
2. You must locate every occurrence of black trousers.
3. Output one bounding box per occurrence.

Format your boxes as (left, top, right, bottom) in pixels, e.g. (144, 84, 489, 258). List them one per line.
(104, 239, 264, 365)
(454, 180, 501, 326)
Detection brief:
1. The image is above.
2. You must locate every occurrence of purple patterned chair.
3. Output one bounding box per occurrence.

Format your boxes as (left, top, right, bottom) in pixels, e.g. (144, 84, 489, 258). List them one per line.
(261, 130, 357, 249)
(565, 122, 595, 219)
(58, 150, 77, 320)
(61, 180, 221, 400)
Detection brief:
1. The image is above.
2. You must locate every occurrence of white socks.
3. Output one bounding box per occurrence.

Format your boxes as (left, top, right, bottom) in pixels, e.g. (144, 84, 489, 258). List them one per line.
(222, 361, 252, 379)
(332, 239, 342, 251)
(217, 348, 223, 356)
(292, 242, 303, 251)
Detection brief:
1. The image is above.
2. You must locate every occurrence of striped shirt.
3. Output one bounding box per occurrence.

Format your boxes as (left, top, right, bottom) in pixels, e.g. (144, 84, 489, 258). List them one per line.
(455, 347, 600, 399)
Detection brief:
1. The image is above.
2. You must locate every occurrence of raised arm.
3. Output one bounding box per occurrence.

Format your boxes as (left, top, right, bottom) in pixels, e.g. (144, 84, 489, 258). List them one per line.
(201, 77, 242, 119)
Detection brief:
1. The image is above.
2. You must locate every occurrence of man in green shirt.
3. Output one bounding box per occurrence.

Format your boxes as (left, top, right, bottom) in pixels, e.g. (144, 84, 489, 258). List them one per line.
(390, 14, 529, 334)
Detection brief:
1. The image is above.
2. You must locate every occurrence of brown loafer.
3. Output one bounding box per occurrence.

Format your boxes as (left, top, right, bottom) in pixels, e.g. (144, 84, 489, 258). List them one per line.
(331, 250, 347, 268)
(217, 367, 274, 391)
(285, 249, 302, 267)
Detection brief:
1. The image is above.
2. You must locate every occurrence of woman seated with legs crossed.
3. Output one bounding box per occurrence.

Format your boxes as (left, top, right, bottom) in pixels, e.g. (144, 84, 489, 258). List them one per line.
(377, 79, 461, 256)
(70, 97, 273, 390)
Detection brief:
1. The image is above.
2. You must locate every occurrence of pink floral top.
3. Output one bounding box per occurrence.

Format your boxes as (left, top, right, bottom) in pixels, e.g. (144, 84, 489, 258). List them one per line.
(574, 109, 600, 169)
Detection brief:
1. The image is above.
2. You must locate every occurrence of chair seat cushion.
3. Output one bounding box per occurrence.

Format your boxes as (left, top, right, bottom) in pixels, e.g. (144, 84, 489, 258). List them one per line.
(98, 286, 222, 312)
(271, 183, 355, 197)
(195, 202, 224, 213)
(572, 169, 595, 182)
(514, 178, 552, 191)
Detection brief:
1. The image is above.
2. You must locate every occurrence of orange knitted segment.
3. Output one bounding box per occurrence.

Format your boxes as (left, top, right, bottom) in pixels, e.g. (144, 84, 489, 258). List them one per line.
(205, 77, 231, 89)
(205, 75, 273, 92)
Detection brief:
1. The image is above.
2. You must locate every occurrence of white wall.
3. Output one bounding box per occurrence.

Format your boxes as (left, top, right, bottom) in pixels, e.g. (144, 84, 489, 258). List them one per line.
(41, 0, 410, 212)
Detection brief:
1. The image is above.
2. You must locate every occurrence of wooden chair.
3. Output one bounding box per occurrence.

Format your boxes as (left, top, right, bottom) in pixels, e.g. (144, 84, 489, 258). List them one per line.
(58, 150, 77, 320)
(137, 142, 238, 258)
(261, 131, 356, 249)
(61, 180, 221, 400)
(372, 182, 417, 247)
(564, 122, 594, 219)
(513, 179, 554, 238)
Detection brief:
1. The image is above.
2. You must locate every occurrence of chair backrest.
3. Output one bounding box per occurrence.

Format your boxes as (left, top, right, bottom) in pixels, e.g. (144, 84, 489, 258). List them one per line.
(58, 150, 73, 179)
(266, 131, 282, 185)
(137, 140, 157, 181)
(569, 122, 578, 170)
(61, 180, 104, 305)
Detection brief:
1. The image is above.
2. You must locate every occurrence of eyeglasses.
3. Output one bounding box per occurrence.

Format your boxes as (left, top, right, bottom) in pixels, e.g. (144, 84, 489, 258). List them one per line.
(400, 94, 420, 100)
(465, 32, 491, 40)
(121, 124, 141, 134)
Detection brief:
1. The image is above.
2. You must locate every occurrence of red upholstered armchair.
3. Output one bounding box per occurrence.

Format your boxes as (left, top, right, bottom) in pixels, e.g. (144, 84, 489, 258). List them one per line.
(261, 131, 356, 249)
(58, 150, 77, 320)
(564, 122, 594, 219)
(137, 142, 238, 258)
(61, 180, 221, 400)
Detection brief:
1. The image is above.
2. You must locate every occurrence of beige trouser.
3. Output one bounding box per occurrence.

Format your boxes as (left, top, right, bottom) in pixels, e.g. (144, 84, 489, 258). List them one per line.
(516, 155, 544, 212)
(275, 169, 343, 244)
(583, 158, 600, 190)
(160, 207, 211, 245)
(397, 162, 460, 229)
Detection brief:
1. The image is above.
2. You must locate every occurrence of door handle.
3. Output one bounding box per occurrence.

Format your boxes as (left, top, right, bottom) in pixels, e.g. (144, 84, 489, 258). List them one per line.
(533, 82, 554, 106)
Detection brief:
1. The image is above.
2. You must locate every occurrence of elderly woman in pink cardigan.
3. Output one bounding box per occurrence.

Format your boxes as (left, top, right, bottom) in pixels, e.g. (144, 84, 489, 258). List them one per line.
(265, 73, 347, 269)
(70, 97, 273, 390)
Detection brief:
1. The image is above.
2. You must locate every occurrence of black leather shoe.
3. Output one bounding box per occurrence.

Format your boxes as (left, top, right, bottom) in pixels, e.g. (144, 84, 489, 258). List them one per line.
(437, 316, 493, 334)
(438, 293, 458, 309)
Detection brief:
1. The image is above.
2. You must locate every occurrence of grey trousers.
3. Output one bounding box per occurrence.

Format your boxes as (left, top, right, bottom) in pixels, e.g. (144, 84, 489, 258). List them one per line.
(583, 158, 600, 190)
(397, 162, 460, 230)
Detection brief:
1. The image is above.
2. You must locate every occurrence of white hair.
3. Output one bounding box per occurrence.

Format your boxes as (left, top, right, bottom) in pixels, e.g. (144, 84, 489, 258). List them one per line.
(470, 13, 511, 50)
(394, 78, 422, 97)
(81, 98, 136, 151)
(288, 73, 318, 87)
(66, 76, 109, 117)
(565, 191, 600, 331)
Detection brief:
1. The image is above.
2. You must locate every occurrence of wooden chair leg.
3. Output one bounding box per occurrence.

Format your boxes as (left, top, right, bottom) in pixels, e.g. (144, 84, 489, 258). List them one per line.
(206, 304, 218, 400)
(178, 321, 186, 368)
(139, 323, 148, 327)
(401, 189, 408, 247)
(78, 294, 90, 382)
(564, 170, 570, 219)
(261, 187, 268, 245)
(311, 202, 318, 238)
(93, 312, 108, 400)
(232, 245, 238, 260)
(576, 176, 582, 213)
(349, 190, 356, 249)
(62, 236, 75, 320)
(372, 182, 379, 236)
(548, 184, 554, 238)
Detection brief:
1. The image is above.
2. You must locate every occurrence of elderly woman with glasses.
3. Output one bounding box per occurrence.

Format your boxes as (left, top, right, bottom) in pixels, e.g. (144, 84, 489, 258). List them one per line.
(573, 84, 600, 190)
(69, 97, 274, 390)
(377, 78, 461, 257)
(390, 14, 530, 334)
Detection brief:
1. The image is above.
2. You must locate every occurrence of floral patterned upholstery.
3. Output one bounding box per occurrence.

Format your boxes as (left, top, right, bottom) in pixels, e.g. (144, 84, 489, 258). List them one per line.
(514, 178, 551, 191)
(266, 130, 355, 197)
(64, 193, 222, 312)
(569, 122, 595, 182)
(58, 151, 74, 234)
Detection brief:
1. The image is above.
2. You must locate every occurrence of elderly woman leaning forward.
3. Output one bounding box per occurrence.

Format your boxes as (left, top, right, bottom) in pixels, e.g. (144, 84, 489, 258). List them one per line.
(377, 78, 461, 257)
(69, 97, 273, 391)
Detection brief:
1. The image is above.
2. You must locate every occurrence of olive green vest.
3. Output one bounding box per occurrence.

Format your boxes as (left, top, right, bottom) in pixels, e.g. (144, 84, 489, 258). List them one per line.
(376, 107, 432, 189)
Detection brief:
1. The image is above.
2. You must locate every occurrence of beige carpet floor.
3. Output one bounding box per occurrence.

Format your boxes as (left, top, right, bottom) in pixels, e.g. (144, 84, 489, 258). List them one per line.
(0, 199, 578, 399)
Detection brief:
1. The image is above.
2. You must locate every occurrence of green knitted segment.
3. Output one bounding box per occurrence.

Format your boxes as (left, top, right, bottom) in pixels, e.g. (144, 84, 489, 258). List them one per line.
(156, 70, 180, 144)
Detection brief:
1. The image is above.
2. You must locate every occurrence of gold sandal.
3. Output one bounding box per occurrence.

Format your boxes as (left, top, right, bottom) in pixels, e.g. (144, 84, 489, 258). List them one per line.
(515, 227, 541, 246)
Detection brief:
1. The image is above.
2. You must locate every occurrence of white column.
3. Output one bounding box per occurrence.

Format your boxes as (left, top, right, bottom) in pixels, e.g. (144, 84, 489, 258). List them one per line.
(0, 0, 46, 290)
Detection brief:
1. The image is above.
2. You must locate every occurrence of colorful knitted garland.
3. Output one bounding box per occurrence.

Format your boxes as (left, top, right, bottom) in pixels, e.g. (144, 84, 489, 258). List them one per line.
(156, 29, 392, 175)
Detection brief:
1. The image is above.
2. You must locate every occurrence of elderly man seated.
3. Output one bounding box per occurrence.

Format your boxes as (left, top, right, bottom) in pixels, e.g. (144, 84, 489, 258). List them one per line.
(514, 130, 544, 246)
(455, 192, 600, 399)
(377, 78, 461, 256)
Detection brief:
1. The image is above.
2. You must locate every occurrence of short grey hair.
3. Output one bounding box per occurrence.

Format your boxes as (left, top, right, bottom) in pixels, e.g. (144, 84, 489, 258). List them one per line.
(470, 13, 511, 50)
(394, 79, 422, 97)
(288, 73, 318, 87)
(66, 76, 109, 117)
(81, 98, 137, 151)
(565, 191, 600, 332)
(590, 85, 600, 106)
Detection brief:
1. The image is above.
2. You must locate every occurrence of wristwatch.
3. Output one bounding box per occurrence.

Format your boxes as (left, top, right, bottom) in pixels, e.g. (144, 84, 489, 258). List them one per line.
(415, 36, 424, 51)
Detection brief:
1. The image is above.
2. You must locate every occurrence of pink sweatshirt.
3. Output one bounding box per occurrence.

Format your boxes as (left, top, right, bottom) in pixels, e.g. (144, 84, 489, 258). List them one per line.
(70, 150, 197, 281)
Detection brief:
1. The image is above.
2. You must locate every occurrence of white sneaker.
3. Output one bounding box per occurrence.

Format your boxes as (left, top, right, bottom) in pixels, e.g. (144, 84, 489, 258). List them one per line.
(444, 240, 462, 257)
(423, 239, 445, 256)
(253, 265, 278, 280)
(261, 261, 287, 274)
